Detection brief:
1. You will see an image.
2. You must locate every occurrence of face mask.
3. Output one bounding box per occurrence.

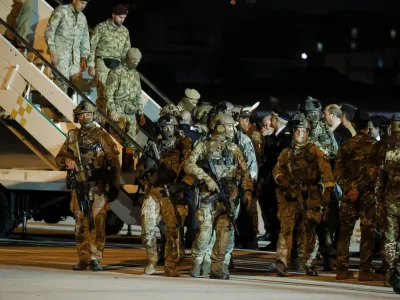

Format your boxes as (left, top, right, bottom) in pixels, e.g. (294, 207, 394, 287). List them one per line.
(307, 112, 320, 122)
(125, 57, 139, 70)
(79, 116, 94, 129)
(161, 127, 174, 139)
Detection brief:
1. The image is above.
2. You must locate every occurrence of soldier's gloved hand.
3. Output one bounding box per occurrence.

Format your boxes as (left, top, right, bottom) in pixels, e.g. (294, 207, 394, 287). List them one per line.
(347, 186, 359, 202)
(204, 177, 219, 193)
(276, 175, 290, 189)
(50, 52, 58, 65)
(80, 57, 87, 72)
(88, 66, 96, 77)
(65, 158, 78, 171)
(139, 114, 146, 126)
(110, 112, 120, 122)
(168, 182, 189, 195)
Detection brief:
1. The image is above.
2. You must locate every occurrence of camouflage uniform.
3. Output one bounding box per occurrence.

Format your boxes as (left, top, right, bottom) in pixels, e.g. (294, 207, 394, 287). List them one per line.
(104, 57, 143, 147)
(55, 103, 120, 269)
(45, 4, 90, 93)
(202, 129, 258, 272)
(87, 19, 130, 124)
(376, 123, 400, 281)
(334, 132, 377, 275)
(309, 121, 338, 160)
(138, 119, 192, 276)
(184, 114, 253, 279)
(273, 140, 334, 270)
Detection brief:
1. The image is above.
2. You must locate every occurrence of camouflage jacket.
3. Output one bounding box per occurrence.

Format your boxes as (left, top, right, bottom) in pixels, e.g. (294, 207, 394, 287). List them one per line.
(334, 131, 376, 193)
(183, 134, 253, 192)
(273, 140, 334, 190)
(243, 123, 264, 165)
(376, 132, 400, 205)
(309, 121, 338, 160)
(45, 4, 90, 58)
(87, 19, 131, 68)
(55, 126, 120, 187)
(235, 130, 258, 181)
(137, 136, 192, 186)
(104, 63, 143, 114)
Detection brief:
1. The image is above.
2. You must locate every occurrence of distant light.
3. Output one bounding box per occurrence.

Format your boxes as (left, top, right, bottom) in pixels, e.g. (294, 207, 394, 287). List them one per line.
(351, 28, 358, 38)
(317, 42, 323, 52)
(378, 59, 383, 68)
(301, 53, 308, 59)
(391, 29, 396, 39)
(350, 41, 357, 50)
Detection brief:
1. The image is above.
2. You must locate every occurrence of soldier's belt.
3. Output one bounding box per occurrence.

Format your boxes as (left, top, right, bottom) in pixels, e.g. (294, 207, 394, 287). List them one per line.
(96, 56, 121, 69)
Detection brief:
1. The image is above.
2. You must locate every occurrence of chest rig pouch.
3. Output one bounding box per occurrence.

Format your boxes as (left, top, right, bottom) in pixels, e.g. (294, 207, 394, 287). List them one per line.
(208, 147, 234, 170)
(78, 135, 106, 175)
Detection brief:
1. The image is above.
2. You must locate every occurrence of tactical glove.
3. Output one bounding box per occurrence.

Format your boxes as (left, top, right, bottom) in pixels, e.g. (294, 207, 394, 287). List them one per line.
(204, 177, 219, 193)
(80, 58, 87, 72)
(139, 114, 146, 126)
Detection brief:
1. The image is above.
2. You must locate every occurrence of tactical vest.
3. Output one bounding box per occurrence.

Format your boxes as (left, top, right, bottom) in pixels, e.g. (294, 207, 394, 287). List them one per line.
(281, 144, 320, 185)
(310, 121, 335, 157)
(206, 141, 237, 180)
(71, 129, 107, 173)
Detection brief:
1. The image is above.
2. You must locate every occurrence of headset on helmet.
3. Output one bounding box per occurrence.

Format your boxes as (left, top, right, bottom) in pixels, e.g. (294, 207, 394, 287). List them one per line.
(209, 112, 235, 132)
(158, 114, 178, 127)
(73, 101, 96, 123)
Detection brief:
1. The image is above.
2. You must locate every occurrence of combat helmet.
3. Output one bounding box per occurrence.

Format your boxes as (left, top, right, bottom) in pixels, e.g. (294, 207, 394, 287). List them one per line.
(194, 102, 213, 124)
(73, 101, 96, 123)
(301, 96, 322, 113)
(159, 104, 180, 118)
(391, 113, 400, 132)
(291, 112, 311, 131)
(158, 114, 178, 127)
(209, 112, 235, 132)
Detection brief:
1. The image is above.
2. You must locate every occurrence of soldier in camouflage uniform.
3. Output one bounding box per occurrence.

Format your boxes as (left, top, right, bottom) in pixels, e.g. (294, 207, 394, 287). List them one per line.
(184, 112, 253, 279)
(160, 103, 181, 119)
(271, 114, 334, 276)
(87, 4, 131, 126)
(376, 113, 400, 286)
(334, 109, 382, 281)
(55, 101, 120, 271)
(104, 48, 145, 147)
(300, 97, 338, 160)
(200, 101, 258, 275)
(137, 114, 192, 277)
(45, 0, 90, 94)
(177, 88, 201, 113)
(193, 102, 214, 135)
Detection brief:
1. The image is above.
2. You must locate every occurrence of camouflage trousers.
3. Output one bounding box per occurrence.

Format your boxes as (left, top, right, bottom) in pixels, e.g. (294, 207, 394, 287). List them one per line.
(53, 47, 81, 94)
(141, 187, 187, 268)
(70, 186, 107, 263)
(94, 58, 111, 127)
(276, 186, 322, 268)
(192, 187, 239, 274)
(381, 193, 400, 275)
(336, 190, 377, 272)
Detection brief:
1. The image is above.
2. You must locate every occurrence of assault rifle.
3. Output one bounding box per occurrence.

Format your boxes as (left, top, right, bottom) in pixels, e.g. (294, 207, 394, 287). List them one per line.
(150, 142, 183, 227)
(202, 160, 239, 236)
(70, 142, 94, 230)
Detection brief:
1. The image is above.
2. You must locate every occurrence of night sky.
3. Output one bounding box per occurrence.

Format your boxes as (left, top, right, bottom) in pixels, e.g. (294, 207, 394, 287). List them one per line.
(78, 0, 400, 112)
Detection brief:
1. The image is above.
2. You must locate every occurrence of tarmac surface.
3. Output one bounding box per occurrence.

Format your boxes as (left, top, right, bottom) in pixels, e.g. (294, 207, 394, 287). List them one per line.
(0, 220, 397, 300)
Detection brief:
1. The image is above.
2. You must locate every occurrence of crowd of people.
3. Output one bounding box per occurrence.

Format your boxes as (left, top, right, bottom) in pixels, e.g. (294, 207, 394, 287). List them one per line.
(15, 0, 400, 292)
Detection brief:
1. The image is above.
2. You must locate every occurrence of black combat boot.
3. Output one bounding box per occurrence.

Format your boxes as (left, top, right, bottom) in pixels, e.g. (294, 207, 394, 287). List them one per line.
(72, 261, 90, 271)
(305, 266, 318, 276)
(190, 262, 201, 278)
(91, 260, 103, 271)
(270, 261, 289, 277)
